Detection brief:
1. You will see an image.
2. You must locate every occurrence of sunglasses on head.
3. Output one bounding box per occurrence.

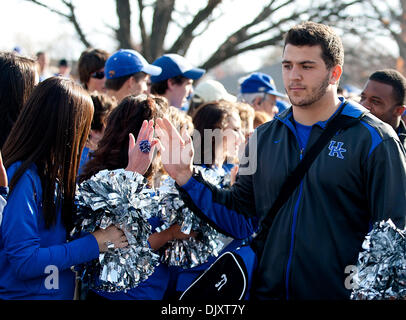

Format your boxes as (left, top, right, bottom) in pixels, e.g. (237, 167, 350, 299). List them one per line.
(90, 71, 105, 79)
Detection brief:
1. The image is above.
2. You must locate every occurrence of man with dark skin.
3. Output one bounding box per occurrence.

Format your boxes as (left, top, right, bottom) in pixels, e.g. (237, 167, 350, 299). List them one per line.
(360, 69, 406, 149)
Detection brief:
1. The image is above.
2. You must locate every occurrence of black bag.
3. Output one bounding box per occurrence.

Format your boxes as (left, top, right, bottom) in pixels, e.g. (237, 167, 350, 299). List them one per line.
(179, 245, 256, 301)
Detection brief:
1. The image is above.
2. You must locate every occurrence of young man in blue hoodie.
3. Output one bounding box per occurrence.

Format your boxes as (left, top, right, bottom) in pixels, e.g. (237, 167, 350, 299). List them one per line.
(156, 21, 406, 300)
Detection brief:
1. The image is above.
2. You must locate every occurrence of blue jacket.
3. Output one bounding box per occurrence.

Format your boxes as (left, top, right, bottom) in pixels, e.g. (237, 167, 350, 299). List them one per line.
(0, 162, 99, 300)
(177, 98, 406, 300)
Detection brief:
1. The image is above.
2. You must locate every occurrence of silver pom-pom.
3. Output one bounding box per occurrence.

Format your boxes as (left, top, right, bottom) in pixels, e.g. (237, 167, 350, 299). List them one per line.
(351, 219, 406, 300)
(71, 169, 160, 292)
(155, 166, 232, 268)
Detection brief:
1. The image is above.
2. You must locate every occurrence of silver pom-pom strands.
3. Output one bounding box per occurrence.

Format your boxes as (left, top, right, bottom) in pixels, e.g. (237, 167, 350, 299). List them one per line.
(156, 175, 225, 268)
(351, 219, 406, 300)
(155, 166, 233, 269)
(71, 169, 160, 292)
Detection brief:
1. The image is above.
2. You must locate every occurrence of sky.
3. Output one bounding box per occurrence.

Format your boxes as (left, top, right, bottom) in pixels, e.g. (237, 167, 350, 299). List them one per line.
(0, 0, 400, 75)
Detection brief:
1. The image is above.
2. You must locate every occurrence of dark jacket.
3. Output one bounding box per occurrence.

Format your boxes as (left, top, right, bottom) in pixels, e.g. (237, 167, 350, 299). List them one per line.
(397, 119, 406, 150)
(178, 98, 406, 300)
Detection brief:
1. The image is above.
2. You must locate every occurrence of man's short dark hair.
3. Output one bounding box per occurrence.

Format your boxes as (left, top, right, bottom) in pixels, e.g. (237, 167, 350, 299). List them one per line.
(284, 21, 344, 69)
(105, 71, 147, 91)
(150, 75, 189, 95)
(369, 69, 406, 106)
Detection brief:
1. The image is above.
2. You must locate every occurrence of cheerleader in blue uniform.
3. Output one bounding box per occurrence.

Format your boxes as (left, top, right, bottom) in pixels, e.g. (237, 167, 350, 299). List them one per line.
(0, 78, 127, 300)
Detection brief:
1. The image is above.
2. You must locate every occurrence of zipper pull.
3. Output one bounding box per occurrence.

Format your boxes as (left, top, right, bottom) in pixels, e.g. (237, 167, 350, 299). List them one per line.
(300, 148, 304, 160)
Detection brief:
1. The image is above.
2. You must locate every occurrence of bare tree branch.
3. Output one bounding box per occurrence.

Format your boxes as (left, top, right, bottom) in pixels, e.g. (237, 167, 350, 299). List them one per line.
(168, 0, 222, 55)
(201, 0, 363, 70)
(25, 0, 91, 48)
(148, 0, 176, 61)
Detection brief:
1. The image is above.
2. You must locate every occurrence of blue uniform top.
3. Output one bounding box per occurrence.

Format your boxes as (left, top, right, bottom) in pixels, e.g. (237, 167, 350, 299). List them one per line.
(0, 162, 100, 300)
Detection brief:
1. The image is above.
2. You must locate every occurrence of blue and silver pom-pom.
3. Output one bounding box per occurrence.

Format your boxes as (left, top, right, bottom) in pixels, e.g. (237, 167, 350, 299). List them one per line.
(351, 219, 406, 300)
(155, 172, 226, 268)
(139, 139, 151, 153)
(71, 169, 160, 292)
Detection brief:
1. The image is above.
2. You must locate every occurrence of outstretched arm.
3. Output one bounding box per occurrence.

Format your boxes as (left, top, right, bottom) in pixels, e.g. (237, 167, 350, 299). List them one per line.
(155, 117, 258, 239)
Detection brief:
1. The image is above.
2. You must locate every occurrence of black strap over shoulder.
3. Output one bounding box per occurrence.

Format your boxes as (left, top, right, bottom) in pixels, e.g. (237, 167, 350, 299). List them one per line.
(251, 102, 366, 255)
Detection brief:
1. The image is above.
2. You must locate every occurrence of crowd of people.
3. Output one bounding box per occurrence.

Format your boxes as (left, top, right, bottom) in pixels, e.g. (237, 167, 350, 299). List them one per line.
(0, 20, 405, 301)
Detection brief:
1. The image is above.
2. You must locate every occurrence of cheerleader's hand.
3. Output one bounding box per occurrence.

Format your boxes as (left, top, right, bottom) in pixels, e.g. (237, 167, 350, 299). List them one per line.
(125, 120, 161, 175)
(92, 225, 128, 252)
(169, 223, 198, 240)
(0, 151, 7, 188)
(148, 224, 197, 250)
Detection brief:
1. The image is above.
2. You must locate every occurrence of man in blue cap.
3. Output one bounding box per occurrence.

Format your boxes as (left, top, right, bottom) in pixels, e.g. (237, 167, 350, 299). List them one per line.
(104, 49, 162, 103)
(150, 54, 205, 110)
(238, 72, 287, 119)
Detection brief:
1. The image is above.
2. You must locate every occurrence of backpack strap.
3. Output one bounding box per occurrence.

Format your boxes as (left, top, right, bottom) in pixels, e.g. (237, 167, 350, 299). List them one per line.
(251, 102, 366, 254)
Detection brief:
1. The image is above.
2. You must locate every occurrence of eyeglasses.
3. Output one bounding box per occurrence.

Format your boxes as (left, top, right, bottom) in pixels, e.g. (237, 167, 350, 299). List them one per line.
(90, 71, 105, 79)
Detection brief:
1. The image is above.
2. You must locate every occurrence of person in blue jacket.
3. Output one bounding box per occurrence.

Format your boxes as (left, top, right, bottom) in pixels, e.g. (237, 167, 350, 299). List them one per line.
(78, 94, 195, 300)
(0, 77, 128, 300)
(156, 22, 406, 300)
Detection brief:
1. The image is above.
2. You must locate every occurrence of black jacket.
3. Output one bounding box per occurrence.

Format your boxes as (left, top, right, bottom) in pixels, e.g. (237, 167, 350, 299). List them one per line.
(397, 119, 406, 150)
(178, 98, 406, 300)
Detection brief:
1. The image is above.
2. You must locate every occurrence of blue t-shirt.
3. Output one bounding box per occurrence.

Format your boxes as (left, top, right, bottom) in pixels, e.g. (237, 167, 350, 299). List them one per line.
(294, 120, 313, 150)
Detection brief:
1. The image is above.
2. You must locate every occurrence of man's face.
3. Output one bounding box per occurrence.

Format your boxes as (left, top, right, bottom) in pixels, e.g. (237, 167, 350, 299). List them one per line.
(359, 80, 400, 128)
(170, 78, 194, 108)
(255, 94, 279, 119)
(282, 44, 332, 108)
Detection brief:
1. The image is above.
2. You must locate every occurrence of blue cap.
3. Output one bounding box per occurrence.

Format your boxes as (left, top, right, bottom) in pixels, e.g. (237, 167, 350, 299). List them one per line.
(105, 49, 162, 79)
(150, 54, 205, 83)
(240, 72, 285, 98)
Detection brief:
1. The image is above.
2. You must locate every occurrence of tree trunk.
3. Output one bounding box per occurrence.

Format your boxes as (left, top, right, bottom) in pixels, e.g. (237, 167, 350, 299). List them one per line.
(116, 0, 133, 49)
(148, 0, 175, 61)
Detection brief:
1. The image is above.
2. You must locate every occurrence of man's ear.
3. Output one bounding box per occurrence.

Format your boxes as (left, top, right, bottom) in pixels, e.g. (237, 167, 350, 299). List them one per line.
(394, 105, 406, 117)
(330, 65, 342, 85)
(125, 76, 135, 90)
(167, 78, 175, 91)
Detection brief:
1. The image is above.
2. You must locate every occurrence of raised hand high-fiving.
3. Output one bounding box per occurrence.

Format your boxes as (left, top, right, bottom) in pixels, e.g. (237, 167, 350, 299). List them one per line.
(155, 117, 194, 186)
(125, 119, 161, 175)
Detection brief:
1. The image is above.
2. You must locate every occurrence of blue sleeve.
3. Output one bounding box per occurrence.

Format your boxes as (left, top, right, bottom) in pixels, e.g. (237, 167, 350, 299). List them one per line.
(1, 171, 100, 281)
(179, 174, 259, 240)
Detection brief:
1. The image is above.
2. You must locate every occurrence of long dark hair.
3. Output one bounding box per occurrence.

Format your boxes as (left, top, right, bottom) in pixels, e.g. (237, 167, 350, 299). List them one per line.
(0, 52, 38, 148)
(79, 94, 168, 184)
(3, 77, 94, 231)
(192, 101, 237, 167)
